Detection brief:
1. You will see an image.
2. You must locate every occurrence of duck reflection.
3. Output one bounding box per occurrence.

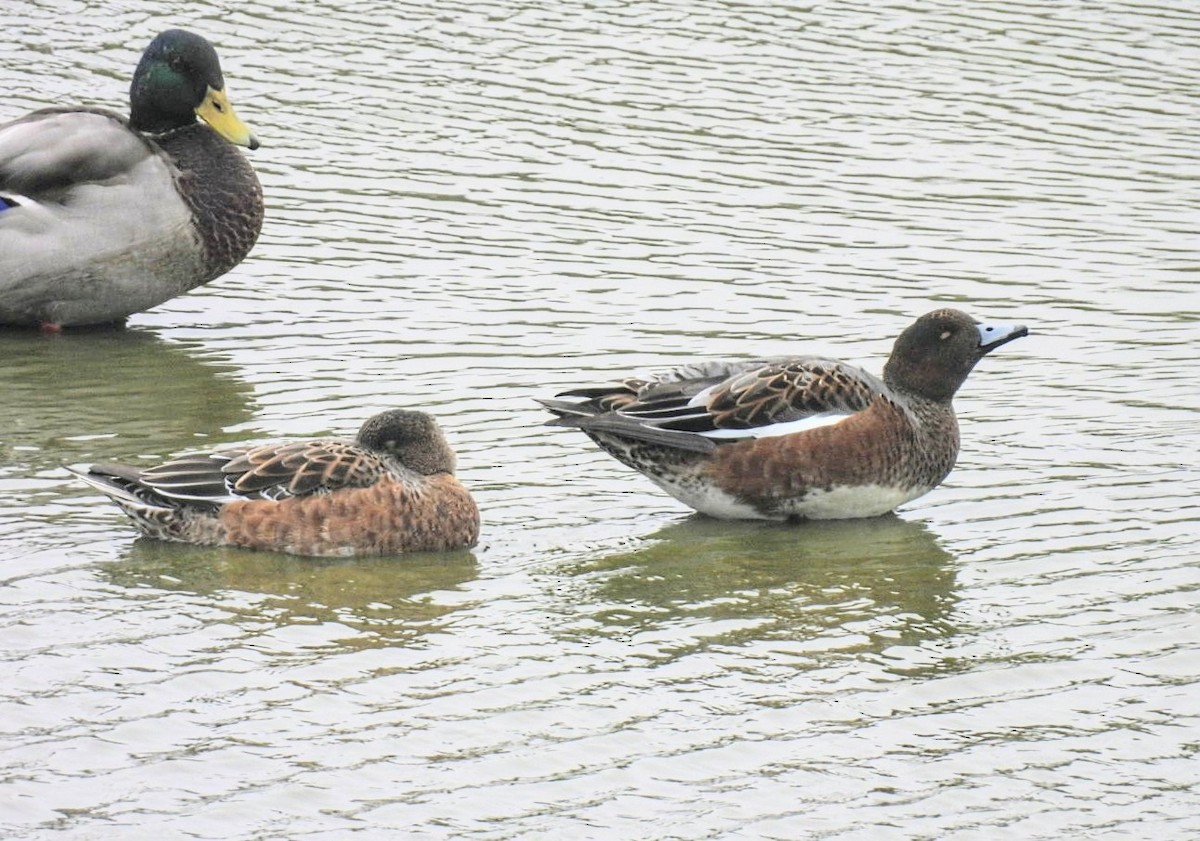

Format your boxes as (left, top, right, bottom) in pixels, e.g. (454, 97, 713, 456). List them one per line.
(0, 329, 255, 472)
(557, 515, 958, 664)
(101, 540, 479, 647)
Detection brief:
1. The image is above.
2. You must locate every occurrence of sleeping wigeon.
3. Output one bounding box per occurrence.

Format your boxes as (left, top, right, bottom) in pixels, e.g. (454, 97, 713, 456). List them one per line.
(71, 410, 479, 557)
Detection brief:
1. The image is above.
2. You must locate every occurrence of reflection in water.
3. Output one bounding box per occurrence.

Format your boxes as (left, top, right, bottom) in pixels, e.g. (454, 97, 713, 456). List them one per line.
(557, 515, 957, 669)
(0, 329, 255, 470)
(101, 540, 479, 647)
(0, 329, 257, 552)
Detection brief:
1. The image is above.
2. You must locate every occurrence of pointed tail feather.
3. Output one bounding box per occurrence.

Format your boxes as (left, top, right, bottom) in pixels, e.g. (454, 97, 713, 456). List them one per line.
(536, 396, 602, 423)
(576, 414, 718, 454)
(537, 397, 717, 454)
(66, 465, 177, 520)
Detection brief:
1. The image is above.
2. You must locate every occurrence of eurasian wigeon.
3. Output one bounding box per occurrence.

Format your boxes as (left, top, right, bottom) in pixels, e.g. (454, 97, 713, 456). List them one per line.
(539, 309, 1027, 521)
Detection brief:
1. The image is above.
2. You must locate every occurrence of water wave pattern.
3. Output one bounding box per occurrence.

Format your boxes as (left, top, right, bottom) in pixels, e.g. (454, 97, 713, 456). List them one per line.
(1, 0, 1197, 837)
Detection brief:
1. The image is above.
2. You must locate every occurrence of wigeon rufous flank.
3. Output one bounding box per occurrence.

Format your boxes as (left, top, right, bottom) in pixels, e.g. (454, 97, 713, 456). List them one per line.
(70, 410, 479, 557)
(538, 308, 1028, 521)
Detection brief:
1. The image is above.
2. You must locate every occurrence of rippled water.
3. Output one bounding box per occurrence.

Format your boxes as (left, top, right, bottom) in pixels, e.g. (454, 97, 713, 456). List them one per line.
(2, 0, 1197, 837)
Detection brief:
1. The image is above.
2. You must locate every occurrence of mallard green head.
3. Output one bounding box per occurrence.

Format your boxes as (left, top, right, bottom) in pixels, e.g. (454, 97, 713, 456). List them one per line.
(128, 29, 259, 150)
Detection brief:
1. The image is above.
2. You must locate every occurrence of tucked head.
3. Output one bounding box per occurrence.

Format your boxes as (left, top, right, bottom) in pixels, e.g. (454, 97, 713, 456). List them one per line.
(130, 29, 259, 148)
(356, 410, 456, 475)
(882, 308, 1028, 402)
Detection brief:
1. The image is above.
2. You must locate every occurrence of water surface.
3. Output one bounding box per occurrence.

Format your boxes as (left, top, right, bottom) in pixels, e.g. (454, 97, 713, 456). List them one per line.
(1, 0, 1197, 838)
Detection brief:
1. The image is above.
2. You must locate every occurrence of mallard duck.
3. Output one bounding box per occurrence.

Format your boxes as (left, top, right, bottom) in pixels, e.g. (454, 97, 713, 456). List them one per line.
(0, 29, 263, 330)
(539, 309, 1028, 520)
(70, 410, 481, 558)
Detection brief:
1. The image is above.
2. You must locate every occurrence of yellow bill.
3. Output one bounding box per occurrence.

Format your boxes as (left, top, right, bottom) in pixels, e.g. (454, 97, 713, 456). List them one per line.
(195, 86, 260, 150)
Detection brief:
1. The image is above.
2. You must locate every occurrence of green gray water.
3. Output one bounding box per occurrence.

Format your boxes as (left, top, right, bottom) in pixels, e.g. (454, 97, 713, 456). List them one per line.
(2, 1, 1197, 838)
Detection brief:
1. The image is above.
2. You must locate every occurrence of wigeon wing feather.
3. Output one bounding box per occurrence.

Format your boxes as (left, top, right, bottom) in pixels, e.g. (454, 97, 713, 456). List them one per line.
(222, 441, 388, 497)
